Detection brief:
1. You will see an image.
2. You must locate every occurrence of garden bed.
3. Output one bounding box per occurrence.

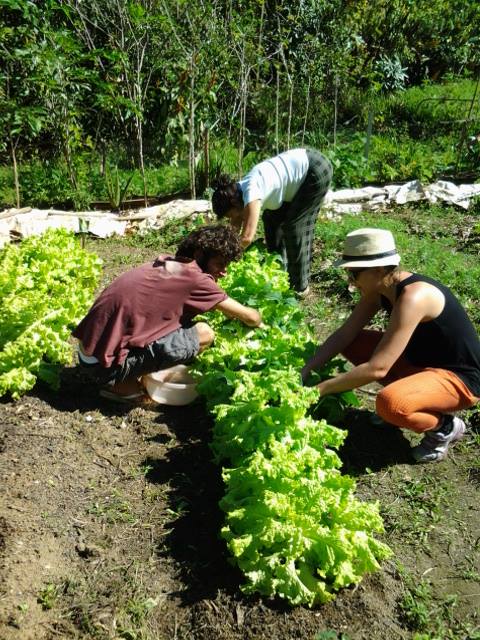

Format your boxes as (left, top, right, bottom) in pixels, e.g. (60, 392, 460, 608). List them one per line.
(0, 206, 479, 640)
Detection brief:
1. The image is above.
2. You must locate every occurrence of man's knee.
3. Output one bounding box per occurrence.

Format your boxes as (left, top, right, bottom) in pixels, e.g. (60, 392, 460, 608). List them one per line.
(195, 322, 215, 351)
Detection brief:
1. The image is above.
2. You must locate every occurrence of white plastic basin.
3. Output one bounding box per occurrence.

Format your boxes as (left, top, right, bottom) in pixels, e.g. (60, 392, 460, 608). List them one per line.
(143, 365, 198, 406)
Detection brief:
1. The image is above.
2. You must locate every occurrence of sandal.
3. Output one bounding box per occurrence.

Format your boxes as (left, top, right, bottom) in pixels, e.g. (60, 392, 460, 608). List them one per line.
(99, 388, 146, 404)
(99, 378, 147, 404)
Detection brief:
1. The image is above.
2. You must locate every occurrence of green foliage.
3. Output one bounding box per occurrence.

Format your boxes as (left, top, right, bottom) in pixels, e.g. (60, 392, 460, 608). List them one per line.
(104, 164, 133, 210)
(37, 583, 59, 610)
(0, 228, 102, 398)
(1, 0, 479, 204)
(380, 79, 480, 137)
(322, 134, 374, 189)
(315, 633, 351, 640)
(126, 215, 206, 253)
(0, 155, 191, 209)
(367, 134, 456, 183)
(16, 160, 83, 209)
(191, 248, 391, 607)
(397, 570, 479, 639)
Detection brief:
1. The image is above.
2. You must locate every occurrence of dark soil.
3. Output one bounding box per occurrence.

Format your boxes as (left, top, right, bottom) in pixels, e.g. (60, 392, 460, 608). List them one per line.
(1, 234, 479, 640)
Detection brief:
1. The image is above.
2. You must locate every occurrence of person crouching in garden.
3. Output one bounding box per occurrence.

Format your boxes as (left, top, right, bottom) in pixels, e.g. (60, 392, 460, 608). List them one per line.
(73, 225, 262, 402)
(211, 148, 332, 296)
(301, 228, 480, 463)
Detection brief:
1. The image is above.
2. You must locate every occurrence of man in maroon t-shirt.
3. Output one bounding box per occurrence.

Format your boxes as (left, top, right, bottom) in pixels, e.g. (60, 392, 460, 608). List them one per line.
(73, 225, 262, 401)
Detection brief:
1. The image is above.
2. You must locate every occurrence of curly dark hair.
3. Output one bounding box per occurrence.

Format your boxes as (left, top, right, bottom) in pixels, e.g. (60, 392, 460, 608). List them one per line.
(211, 174, 241, 218)
(176, 224, 242, 265)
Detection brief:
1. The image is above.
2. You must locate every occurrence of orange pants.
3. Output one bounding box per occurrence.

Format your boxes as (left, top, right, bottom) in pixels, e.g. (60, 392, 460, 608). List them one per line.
(342, 330, 478, 433)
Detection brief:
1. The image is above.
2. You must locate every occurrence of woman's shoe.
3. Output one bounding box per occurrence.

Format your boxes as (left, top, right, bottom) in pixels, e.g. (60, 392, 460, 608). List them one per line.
(295, 286, 310, 298)
(411, 416, 466, 463)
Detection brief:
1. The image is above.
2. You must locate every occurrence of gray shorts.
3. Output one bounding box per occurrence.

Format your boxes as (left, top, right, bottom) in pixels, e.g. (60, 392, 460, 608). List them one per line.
(78, 325, 200, 386)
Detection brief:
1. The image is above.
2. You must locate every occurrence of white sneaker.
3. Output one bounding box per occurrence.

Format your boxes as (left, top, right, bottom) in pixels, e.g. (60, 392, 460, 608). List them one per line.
(411, 416, 466, 463)
(295, 286, 310, 298)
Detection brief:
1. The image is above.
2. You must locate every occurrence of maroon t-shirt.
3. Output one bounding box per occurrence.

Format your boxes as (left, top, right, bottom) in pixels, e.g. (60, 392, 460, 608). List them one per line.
(73, 256, 227, 367)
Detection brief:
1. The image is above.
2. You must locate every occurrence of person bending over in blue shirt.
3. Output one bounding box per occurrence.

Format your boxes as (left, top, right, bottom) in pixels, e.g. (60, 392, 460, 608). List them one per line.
(211, 148, 332, 295)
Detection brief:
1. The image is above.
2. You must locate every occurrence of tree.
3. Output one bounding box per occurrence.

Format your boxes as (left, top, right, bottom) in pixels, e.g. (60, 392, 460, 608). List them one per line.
(0, 1, 47, 207)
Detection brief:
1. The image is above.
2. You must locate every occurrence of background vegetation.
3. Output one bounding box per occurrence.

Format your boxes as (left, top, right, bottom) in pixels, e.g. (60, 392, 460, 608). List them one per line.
(0, 0, 479, 210)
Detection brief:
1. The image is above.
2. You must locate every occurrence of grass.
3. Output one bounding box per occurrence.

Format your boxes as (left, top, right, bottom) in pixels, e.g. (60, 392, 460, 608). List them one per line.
(46, 568, 162, 639)
(379, 470, 451, 548)
(398, 570, 480, 640)
(37, 583, 60, 610)
(87, 491, 137, 525)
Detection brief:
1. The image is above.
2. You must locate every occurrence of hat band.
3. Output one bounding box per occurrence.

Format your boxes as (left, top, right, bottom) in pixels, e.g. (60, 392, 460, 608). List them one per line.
(342, 249, 398, 261)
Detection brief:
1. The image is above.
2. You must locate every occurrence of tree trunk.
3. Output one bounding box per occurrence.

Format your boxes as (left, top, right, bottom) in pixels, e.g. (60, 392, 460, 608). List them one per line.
(63, 129, 78, 193)
(136, 116, 148, 207)
(189, 53, 196, 199)
(275, 69, 280, 154)
(238, 73, 248, 175)
(203, 126, 210, 191)
(255, 1, 265, 89)
(302, 76, 311, 147)
(10, 137, 20, 209)
(333, 75, 339, 146)
(364, 107, 374, 161)
(286, 79, 293, 150)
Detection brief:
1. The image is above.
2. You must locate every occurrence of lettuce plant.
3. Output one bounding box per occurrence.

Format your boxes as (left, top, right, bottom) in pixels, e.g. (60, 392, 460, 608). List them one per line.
(191, 248, 391, 606)
(0, 228, 102, 398)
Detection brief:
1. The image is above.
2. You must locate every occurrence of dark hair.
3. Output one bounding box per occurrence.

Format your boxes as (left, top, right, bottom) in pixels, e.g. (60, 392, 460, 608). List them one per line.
(211, 174, 241, 218)
(176, 224, 242, 265)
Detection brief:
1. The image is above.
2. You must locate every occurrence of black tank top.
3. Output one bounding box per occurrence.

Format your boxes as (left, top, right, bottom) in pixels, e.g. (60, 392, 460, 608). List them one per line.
(381, 274, 480, 396)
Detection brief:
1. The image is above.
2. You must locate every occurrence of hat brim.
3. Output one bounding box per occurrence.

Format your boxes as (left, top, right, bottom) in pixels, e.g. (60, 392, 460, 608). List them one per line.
(333, 254, 401, 268)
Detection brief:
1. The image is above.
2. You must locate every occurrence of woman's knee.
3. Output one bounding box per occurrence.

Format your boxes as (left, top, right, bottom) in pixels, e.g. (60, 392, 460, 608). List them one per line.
(376, 386, 408, 422)
(195, 322, 215, 351)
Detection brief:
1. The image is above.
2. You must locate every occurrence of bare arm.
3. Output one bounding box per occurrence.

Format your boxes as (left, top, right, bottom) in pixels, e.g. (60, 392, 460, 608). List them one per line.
(240, 200, 261, 248)
(316, 286, 435, 396)
(302, 294, 380, 381)
(214, 296, 262, 327)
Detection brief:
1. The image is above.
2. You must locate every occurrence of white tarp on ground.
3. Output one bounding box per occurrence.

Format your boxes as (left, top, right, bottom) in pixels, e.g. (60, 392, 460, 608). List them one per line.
(324, 179, 480, 215)
(0, 200, 211, 247)
(0, 181, 479, 247)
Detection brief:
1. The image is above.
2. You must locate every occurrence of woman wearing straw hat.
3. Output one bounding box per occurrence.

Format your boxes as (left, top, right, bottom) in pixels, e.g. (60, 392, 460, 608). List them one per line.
(302, 228, 480, 463)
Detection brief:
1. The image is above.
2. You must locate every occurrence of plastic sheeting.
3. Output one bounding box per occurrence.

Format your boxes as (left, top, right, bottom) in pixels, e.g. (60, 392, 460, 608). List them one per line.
(1, 182, 479, 247)
(0, 200, 211, 247)
(324, 179, 480, 216)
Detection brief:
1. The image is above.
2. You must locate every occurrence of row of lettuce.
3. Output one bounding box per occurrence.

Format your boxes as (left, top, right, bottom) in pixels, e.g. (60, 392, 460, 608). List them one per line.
(191, 248, 391, 605)
(0, 229, 391, 606)
(0, 229, 102, 398)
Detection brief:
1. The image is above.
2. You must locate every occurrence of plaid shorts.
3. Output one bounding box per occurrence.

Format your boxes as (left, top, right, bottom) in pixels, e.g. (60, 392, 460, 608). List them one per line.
(262, 149, 332, 291)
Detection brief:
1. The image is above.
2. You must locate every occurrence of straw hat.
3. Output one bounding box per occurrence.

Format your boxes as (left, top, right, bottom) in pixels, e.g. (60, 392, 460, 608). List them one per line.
(334, 228, 401, 268)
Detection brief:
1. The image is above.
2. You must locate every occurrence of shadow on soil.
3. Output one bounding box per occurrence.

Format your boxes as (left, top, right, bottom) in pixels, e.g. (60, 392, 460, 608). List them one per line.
(333, 408, 414, 475)
(144, 401, 246, 605)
